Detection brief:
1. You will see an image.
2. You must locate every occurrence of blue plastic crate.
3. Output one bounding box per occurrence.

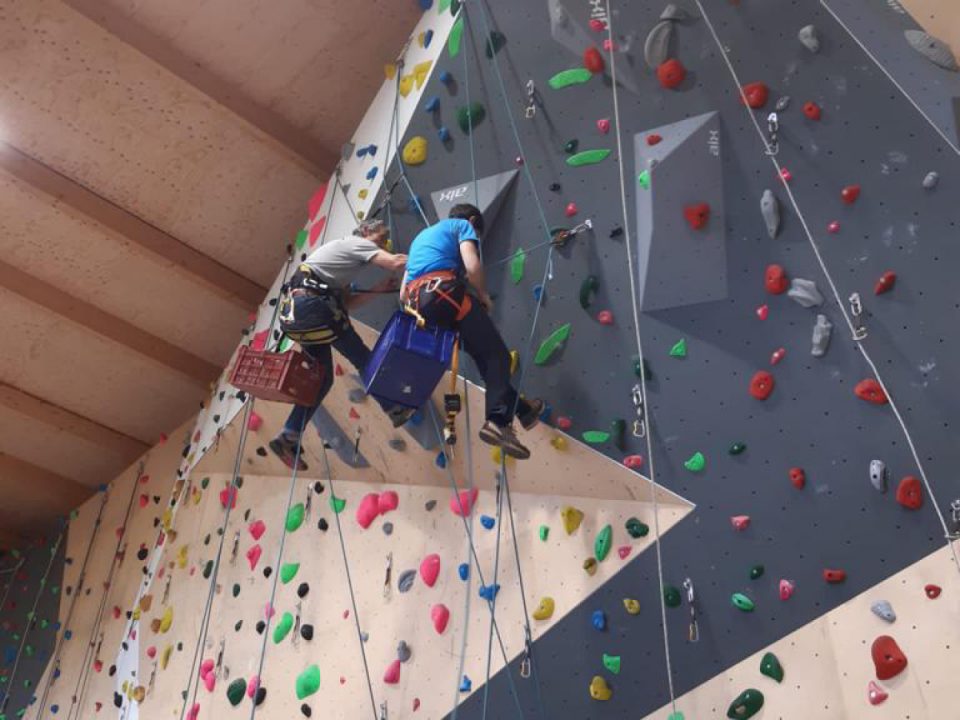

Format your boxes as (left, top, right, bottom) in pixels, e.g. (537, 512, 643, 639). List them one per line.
(363, 311, 457, 409)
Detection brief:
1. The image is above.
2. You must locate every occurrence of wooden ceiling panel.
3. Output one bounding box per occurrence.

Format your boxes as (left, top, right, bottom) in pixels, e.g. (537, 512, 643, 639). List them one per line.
(0, 452, 92, 537)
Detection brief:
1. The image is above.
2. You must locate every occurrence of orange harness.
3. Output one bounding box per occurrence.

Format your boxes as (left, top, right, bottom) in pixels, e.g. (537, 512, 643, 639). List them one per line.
(405, 270, 473, 322)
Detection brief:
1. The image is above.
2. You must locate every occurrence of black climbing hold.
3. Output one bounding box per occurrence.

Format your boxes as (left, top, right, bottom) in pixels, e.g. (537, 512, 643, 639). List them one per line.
(263, 567, 272, 579)
(633, 358, 652, 380)
(234, 620, 243, 632)
(114, 692, 123, 708)
(236, 391, 247, 401)
(232, 584, 240, 598)
(625, 518, 649, 538)
(609, 226, 623, 238)
(301, 703, 312, 717)
(549, 183, 562, 192)
(664, 586, 682, 608)
(256, 448, 267, 457)
(313, 482, 325, 494)
(485, 31, 506, 58)
(177, 642, 183, 651)
(297, 583, 309, 599)
(212, 414, 220, 423)
(255, 687, 266, 705)
(317, 518, 329, 532)
(300, 624, 314, 641)
(204, 534, 211, 545)
(425, 500, 437, 511)
(109, 665, 116, 676)
(137, 548, 148, 561)
(235, 477, 244, 488)
(564, 139, 579, 154)
(256, 621, 266, 635)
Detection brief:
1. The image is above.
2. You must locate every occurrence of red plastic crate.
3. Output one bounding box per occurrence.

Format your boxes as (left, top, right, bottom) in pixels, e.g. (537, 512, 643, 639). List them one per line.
(229, 345, 323, 405)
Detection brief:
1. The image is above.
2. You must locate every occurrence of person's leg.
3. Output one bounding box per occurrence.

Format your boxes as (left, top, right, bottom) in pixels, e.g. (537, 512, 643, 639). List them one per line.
(457, 300, 517, 427)
(271, 343, 333, 470)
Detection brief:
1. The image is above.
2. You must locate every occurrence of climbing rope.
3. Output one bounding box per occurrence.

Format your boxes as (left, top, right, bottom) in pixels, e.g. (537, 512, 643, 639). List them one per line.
(694, 0, 960, 574)
(604, 0, 680, 712)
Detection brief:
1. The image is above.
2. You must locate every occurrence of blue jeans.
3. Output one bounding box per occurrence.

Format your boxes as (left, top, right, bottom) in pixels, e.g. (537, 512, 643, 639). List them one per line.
(282, 323, 390, 435)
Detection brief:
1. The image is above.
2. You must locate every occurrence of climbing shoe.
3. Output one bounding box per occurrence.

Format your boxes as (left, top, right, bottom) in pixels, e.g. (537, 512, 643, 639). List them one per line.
(518, 398, 545, 431)
(268, 436, 308, 472)
(387, 406, 417, 428)
(478, 422, 531, 460)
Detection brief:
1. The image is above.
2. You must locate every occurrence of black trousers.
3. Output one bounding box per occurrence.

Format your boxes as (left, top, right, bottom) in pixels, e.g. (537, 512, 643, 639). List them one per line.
(414, 279, 532, 427)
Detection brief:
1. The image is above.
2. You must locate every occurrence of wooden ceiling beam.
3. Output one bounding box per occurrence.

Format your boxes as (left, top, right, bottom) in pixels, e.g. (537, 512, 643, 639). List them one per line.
(59, 0, 339, 174)
(0, 453, 92, 537)
(0, 259, 220, 386)
(0, 382, 150, 459)
(0, 143, 266, 308)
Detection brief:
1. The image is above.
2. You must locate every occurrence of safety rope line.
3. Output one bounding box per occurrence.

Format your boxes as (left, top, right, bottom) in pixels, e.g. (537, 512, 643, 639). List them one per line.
(604, 0, 679, 711)
(694, 0, 960, 573)
(66, 464, 145, 720)
(391, 74, 432, 231)
(479, 461, 506, 719)
(33, 490, 110, 718)
(0, 530, 65, 714)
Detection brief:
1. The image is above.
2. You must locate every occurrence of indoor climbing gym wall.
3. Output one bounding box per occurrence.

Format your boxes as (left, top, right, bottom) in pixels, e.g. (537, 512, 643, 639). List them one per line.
(18, 0, 960, 719)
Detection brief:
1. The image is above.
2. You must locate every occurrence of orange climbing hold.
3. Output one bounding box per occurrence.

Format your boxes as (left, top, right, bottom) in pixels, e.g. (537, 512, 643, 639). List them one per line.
(749, 371, 775, 400)
(741, 82, 769, 109)
(657, 59, 686, 89)
(855, 379, 888, 405)
(895, 476, 923, 510)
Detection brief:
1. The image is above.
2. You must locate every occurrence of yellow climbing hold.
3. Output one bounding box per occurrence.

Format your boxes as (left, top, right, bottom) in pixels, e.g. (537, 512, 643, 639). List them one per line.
(402, 136, 428, 166)
(589, 676, 613, 701)
(583, 557, 598, 576)
(533, 597, 555, 620)
(561, 506, 584, 534)
(191, 487, 202, 505)
(399, 74, 415, 97)
(177, 546, 188, 569)
(358, 189, 369, 199)
(384, 63, 397, 80)
(160, 644, 173, 670)
(509, 350, 519, 375)
(623, 598, 640, 615)
(159, 607, 173, 633)
(414, 60, 433, 89)
(132, 686, 146, 702)
(489, 446, 515, 467)
(550, 436, 568, 450)
(132, 607, 141, 621)
(162, 508, 173, 531)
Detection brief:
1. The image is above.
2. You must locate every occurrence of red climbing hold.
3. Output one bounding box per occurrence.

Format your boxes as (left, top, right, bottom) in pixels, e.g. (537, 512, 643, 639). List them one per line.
(841, 184, 861, 204)
(556, 416, 573, 430)
(349, 407, 361, 420)
(770, 347, 786, 365)
(749, 371, 775, 400)
(565, 202, 579, 217)
(741, 82, 769, 109)
(802, 101, 822, 121)
(94, 659, 103, 673)
(780, 168, 793, 183)
(138, 494, 148, 508)
(925, 584, 941, 599)
(384, 659, 401, 685)
(583, 46, 606, 74)
(895, 475, 923, 510)
(827, 221, 841, 234)
(657, 59, 687, 89)
(219, 486, 237, 510)
(789, 467, 806, 490)
(683, 203, 710, 230)
(413, 698, 421, 711)
(623, 455, 644, 470)
(855, 379, 888, 405)
(248, 520, 265, 541)
(646, 134, 662, 146)
(597, 118, 610, 134)
(617, 545, 632, 560)
(756, 305, 769, 320)
(378, 491, 399, 514)
(765, 264, 789, 295)
(597, 310, 614, 325)
(420, 554, 441, 587)
(823, 568, 847, 583)
(356, 493, 381, 529)
(779, 579, 795, 600)
(246, 544, 262, 571)
(335, 363, 345, 376)
(450, 488, 479, 517)
(874, 271, 896, 295)
(871, 635, 908, 680)
(730, 515, 751, 531)
(603, 38, 616, 52)
(308, 182, 328, 221)
(431, 603, 450, 634)
(589, 18, 606, 32)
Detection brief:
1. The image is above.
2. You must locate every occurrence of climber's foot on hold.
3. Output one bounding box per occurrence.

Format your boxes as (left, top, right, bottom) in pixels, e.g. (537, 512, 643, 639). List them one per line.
(479, 421, 531, 460)
(269, 435, 308, 472)
(518, 398, 545, 431)
(387, 405, 417, 428)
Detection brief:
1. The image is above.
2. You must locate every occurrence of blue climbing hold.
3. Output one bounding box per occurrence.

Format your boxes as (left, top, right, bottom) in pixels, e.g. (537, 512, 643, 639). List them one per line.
(458, 563, 470, 581)
(4, 646, 16, 663)
(424, 29, 434, 48)
(98, 484, 108, 492)
(438, 126, 451, 142)
(533, 284, 544, 302)
(63, 630, 72, 640)
(419, 0, 433, 9)
(408, 195, 424, 214)
(410, 410, 424, 426)
(479, 583, 501, 601)
(53, 667, 61, 679)
(440, 70, 453, 84)
(460, 675, 472, 692)
(366, 167, 379, 181)
(480, 515, 496, 529)
(591, 609, 607, 631)
(436, 451, 447, 469)
(424, 96, 440, 113)
(51, 705, 59, 714)
(539, 403, 552, 423)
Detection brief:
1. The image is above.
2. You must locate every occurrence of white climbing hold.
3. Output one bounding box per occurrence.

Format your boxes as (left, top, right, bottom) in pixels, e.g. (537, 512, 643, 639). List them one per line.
(761, 189, 780, 239)
(923, 171, 939, 190)
(643, 21, 674, 69)
(798, 25, 820, 53)
(871, 599, 896, 623)
(904, 30, 958, 72)
(787, 278, 824, 308)
(811, 314, 832, 357)
(775, 96, 791, 111)
(870, 460, 887, 492)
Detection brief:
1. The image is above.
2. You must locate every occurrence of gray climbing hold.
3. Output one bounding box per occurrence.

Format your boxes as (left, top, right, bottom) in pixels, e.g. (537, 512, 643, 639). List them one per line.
(644, 21, 674, 69)
(904, 30, 958, 72)
(425, 500, 437, 511)
(798, 25, 820, 53)
(348, 388, 367, 404)
(388, 437, 406, 451)
(660, 3, 688, 21)
(383, 522, 394, 536)
(775, 96, 791, 112)
(787, 278, 824, 308)
(398, 570, 416, 593)
(397, 640, 412, 663)
(360, 631, 369, 642)
(870, 460, 887, 493)
(871, 599, 896, 623)
(761, 189, 781, 239)
(923, 171, 939, 190)
(811, 314, 833, 357)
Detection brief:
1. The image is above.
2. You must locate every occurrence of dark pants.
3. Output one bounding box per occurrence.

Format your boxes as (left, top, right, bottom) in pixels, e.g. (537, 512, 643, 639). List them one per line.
(415, 279, 532, 427)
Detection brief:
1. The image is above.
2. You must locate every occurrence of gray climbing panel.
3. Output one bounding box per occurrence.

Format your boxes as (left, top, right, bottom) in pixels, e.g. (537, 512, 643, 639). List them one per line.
(429, 169, 518, 227)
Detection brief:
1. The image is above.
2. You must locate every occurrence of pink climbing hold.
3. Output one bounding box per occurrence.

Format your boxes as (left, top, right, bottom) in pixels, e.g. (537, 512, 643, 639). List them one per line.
(308, 182, 328, 221)
(335, 363, 345, 376)
(770, 347, 786, 365)
(779, 579, 795, 600)
(867, 680, 888, 706)
(779, 168, 793, 183)
(378, 491, 400, 514)
(248, 520, 265, 541)
(251, 330, 268, 351)
(515, 155, 524, 166)
(356, 493, 381, 529)
(431, 603, 451, 634)
(413, 698, 421, 711)
(264, 603, 275, 619)
(589, 18, 606, 31)
(186, 703, 200, 720)
(841, 184, 861, 204)
(138, 494, 149, 508)
(657, 59, 686, 89)
(756, 304, 769, 320)
(565, 202, 578, 217)
(219, 486, 237, 510)
(247, 676, 260, 698)
(349, 407, 361, 420)
(420, 554, 441, 588)
(597, 310, 614, 325)
(450, 488, 479, 517)
(827, 220, 840, 234)
(730, 515, 751, 531)
(623, 454, 644, 470)
(146, 646, 157, 659)
(603, 38, 616, 52)
(383, 659, 401, 685)
(246, 544, 262, 571)
(556, 416, 573, 430)
(200, 658, 214, 677)
(202, 672, 216, 693)
(247, 411, 263, 432)
(617, 545, 632, 560)
(597, 118, 610, 134)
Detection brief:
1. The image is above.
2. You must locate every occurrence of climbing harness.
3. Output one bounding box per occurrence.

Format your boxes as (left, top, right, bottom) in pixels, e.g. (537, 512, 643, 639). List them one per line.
(849, 292, 867, 340)
(683, 578, 700, 643)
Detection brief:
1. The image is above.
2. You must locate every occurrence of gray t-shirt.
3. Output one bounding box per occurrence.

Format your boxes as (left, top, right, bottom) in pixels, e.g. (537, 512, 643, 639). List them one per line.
(302, 236, 380, 289)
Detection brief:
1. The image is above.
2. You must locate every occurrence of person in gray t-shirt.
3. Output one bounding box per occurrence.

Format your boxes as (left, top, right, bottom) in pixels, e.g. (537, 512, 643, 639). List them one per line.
(270, 219, 410, 471)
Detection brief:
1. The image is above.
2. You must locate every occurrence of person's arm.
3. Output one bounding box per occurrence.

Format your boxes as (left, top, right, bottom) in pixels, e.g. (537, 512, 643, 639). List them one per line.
(346, 250, 406, 309)
(459, 240, 492, 310)
(370, 251, 407, 273)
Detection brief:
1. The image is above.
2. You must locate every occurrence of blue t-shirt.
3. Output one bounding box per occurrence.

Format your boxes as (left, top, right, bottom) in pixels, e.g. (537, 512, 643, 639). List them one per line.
(405, 218, 479, 282)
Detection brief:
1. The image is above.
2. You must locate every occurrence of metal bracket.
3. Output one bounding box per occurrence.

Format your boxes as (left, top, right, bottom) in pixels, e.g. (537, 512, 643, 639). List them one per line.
(631, 384, 646, 438)
(380, 701, 389, 720)
(520, 630, 532, 678)
(765, 112, 780, 156)
(524, 80, 538, 119)
(230, 530, 240, 565)
(683, 577, 699, 643)
(849, 292, 868, 340)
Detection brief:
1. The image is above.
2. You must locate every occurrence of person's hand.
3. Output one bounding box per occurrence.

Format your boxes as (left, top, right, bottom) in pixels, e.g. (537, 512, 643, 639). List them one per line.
(479, 291, 494, 313)
(372, 275, 401, 293)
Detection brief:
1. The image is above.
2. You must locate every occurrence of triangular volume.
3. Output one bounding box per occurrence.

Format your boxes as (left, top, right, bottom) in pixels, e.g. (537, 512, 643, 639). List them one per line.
(429, 169, 518, 229)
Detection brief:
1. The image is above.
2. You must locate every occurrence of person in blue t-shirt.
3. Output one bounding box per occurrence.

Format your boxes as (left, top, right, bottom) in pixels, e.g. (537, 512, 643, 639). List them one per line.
(402, 204, 543, 459)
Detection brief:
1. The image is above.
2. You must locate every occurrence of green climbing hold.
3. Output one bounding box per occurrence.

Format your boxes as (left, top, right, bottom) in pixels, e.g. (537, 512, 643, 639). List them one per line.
(760, 652, 784, 682)
(731, 593, 755, 612)
(226, 678, 246, 706)
(330, 495, 346, 513)
(633, 357, 652, 380)
(51, 586, 59, 596)
(485, 31, 506, 58)
(579, 276, 599, 309)
(295, 229, 308, 250)
(594, 524, 612, 562)
(664, 585, 682, 608)
(448, 17, 464, 58)
(637, 170, 651, 189)
(457, 102, 486, 134)
(286, 503, 305, 532)
(625, 517, 649, 538)
(610, 419, 626, 450)
(449, 0, 461, 14)
(296, 665, 321, 700)
(602, 653, 621, 674)
(548, 68, 593, 90)
(727, 689, 764, 719)
(683, 452, 705, 473)
(729, 442, 747, 455)
(232, 583, 240, 598)
(669, 338, 687, 358)
(279, 336, 293, 353)
(749, 564, 765, 580)
(273, 612, 294, 644)
(510, 248, 526, 284)
(39, 620, 48, 629)
(567, 149, 612, 167)
(201, 477, 210, 490)
(202, 560, 213, 579)
(438, 0, 451, 11)
(280, 562, 300, 584)
(539, 525, 549, 541)
(534, 324, 571, 365)
(582, 430, 610, 444)
(69, 510, 78, 520)
(667, 713, 686, 720)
